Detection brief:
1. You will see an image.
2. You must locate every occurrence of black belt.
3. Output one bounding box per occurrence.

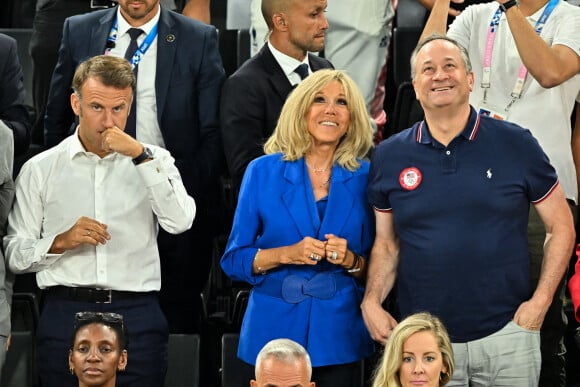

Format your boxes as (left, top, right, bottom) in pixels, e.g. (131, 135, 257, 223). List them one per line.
(46, 286, 156, 304)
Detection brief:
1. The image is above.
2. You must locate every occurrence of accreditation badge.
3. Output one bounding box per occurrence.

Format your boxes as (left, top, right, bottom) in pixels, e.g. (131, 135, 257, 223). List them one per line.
(399, 167, 422, 191)
(477, 100, 509, 121)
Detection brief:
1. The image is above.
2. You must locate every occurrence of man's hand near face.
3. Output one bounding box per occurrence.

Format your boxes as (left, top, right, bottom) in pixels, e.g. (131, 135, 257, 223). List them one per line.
(101, 126, 147, 160)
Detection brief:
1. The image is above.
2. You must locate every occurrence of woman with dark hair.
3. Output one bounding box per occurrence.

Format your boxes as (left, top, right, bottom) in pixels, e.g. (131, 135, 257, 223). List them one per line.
(68, 312, 128, 387)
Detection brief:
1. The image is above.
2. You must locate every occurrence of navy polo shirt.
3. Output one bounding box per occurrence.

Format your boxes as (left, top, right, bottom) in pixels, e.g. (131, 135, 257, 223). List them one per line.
(368, 107, 558, 342)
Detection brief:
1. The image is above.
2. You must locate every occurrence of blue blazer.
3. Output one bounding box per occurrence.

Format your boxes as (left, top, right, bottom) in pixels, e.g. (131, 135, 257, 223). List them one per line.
(221, 154, 375, 366)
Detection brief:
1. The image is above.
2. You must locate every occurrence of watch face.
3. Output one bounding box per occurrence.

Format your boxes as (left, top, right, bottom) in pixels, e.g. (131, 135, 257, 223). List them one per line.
(144, 147, 153, 158)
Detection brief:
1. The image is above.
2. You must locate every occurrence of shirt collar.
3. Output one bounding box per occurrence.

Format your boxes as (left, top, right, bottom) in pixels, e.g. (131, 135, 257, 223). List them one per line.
(68, 127, 119, 161)
(116, 4, 161, 37)
(267, 40, 309, 78)
(416, 106, 481, 144)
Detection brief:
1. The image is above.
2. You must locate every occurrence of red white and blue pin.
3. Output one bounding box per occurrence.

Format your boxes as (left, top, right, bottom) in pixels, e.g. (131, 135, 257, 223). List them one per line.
(399, 167, 422, 191)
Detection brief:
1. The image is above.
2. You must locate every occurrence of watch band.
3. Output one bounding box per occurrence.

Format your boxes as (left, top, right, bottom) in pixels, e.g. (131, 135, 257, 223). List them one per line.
(500, 0, 518, 12)
(132, 147, 153, 165)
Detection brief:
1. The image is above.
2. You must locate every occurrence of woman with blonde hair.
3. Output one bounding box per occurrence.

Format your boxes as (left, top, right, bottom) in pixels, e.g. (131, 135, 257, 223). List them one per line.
(221, 69, 375, 386)
(372, 312, 454, 387)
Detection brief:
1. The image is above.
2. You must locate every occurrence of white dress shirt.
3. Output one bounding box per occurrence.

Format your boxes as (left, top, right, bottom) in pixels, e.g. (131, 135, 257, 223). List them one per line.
(109, 5, 165, 147)
(268, 41, 310, 86)
(4, 132, 195, 291)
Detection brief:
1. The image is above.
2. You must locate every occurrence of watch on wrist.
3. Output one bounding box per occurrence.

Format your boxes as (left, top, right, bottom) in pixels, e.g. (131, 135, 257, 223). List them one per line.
(132, 146, 154, 165)
(500, 0, 518, 12)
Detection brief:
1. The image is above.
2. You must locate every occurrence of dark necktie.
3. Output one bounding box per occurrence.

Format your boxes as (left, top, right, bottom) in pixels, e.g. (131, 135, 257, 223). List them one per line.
(294, 63, 309, 81)
(123, 28, 143, 138)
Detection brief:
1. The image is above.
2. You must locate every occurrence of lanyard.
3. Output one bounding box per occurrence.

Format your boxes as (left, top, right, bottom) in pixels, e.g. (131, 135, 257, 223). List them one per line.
(482, 0, 558, 109)
(104, 17, 159, 69)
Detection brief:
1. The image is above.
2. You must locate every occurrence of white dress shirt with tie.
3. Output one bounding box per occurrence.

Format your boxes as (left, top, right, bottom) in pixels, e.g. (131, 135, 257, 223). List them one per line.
(109, 6, 165, 148)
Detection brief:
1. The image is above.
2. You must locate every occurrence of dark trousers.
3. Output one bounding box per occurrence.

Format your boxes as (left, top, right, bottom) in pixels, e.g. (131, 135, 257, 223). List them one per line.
(29, 0, 97, 146)
(37, 291, 168, 387)
(312, 361, 363, 387)
(529, 203, 578, 387)
(158, 214, 215, 334)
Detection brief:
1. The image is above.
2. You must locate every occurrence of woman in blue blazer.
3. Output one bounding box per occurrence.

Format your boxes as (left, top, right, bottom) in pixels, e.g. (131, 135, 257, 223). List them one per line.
(221, 70, 376, 386)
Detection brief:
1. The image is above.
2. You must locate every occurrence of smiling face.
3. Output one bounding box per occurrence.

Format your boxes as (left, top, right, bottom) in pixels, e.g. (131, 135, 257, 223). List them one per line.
(306, 80, 350, 148)
(399, 331, 447, 387)
(71, 76, 133, 158)
(69, 323, 127, 387)
(412, 39, 474, 112)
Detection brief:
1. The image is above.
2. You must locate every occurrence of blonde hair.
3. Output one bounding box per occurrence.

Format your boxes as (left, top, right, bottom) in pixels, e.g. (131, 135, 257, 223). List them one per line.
(264, 69, 373, 171)
(372, 313, 454, 387)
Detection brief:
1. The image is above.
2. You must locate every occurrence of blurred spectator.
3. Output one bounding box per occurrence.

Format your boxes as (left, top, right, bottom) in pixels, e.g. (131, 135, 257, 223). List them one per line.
(0, 92, 14, 381)
(324, 0, 396, 141)
(0, 33, 31, 157)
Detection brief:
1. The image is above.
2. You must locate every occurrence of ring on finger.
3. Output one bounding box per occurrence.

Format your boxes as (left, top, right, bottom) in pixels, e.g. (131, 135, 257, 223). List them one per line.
(331, 251, 338, 260)
(86, 230, 92, 237)
(309, 253, 317, 261)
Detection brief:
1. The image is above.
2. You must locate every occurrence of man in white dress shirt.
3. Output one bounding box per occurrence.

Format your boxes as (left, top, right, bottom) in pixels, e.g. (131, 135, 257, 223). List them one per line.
(4, 55, 195, 387)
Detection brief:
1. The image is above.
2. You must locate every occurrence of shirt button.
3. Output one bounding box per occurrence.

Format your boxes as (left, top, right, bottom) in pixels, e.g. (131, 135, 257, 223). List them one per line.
(446, 150, 451, 155)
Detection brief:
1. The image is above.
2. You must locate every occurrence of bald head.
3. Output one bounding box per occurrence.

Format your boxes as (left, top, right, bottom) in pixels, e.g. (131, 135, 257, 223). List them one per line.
(262, 0, 293, 30)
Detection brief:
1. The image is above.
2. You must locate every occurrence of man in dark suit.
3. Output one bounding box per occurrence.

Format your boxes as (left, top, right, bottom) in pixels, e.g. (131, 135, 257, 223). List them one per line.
(43, 0, 225, 334)
(0, 33, 31, 157)
(221, 0, 333, 196)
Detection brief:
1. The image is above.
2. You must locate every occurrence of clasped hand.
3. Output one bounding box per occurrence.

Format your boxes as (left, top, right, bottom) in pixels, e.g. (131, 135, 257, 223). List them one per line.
(288, 234, 349, 267)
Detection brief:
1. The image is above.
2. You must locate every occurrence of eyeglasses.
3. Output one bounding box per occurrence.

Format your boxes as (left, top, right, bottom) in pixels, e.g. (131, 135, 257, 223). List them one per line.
(74, 311, 124, 329)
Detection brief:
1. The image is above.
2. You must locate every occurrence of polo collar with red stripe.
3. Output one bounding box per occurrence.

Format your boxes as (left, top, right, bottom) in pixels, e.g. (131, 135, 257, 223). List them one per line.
(415, 106, 482, 145)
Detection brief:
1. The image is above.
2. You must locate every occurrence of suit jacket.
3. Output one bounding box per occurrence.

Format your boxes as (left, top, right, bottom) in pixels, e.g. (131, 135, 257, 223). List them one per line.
(220, 44, 333, 193)
(42, 6, 226, 305)
(44, 6, 225, 200)
(0, 122, 14, 338)
(0, 33, 30, 156)
(220, 154, 375, 366)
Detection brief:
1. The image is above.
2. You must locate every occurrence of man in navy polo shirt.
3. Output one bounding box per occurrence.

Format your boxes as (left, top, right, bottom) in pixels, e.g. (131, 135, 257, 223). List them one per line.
(361, 34, 575, 386)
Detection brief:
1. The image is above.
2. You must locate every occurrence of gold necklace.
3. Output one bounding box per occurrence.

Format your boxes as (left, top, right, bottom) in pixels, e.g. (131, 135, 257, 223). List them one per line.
(319, 175, 331, 188)
(305, 161, 331, 174)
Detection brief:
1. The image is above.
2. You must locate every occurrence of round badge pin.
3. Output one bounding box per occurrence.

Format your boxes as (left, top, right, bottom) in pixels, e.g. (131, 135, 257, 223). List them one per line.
(399, 167, 422, 191)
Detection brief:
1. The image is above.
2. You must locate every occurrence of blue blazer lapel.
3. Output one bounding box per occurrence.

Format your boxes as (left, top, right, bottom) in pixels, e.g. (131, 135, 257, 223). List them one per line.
(282, 160, 319, 238)
(320, 166, 355, 237)
(91, 10, 116, 55)
(155, 7, 177, 120)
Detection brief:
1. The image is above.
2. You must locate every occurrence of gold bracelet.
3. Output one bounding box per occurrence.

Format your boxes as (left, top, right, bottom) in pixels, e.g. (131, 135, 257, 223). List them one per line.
(254, 248, 266, 275)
